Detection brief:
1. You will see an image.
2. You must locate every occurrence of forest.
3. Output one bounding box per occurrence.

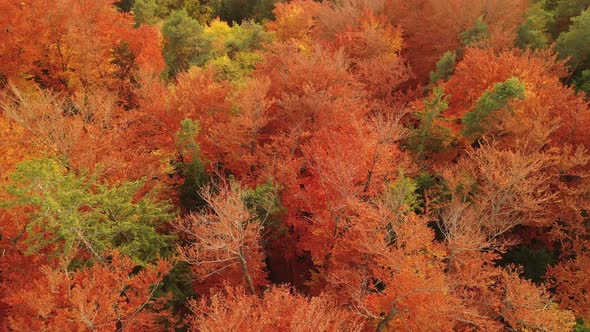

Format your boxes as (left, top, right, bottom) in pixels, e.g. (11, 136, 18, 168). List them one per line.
(1, 0, 590, 331)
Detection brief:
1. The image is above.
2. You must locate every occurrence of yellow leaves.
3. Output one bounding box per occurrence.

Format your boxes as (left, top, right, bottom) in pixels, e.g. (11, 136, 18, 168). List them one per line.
(358, 12, 404, 56)
(203, 18, 233, 55)
(267, 0, 320, 46)
(0, 115, 38, 179)
(205, 18, 233, 36)
(502, 271, 576, 331)
(150, 148, 176, 176)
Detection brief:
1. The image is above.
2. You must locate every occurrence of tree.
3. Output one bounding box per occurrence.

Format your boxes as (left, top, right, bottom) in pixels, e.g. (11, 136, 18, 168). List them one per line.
(429, 51, 457, 84)
(500, 270, 575, 331)
(557, 8, 590, 69)
(170, 66, 232, 159)
(438, 142, 559, 263)
(252, 0, 285, 21)
(133, 0, 158, 27)
(459, 16, 490, 47)
(461, 77, 526, 141)
(176, 182, 268, 294)
(162, 9, 202, 76)
(557, 8, 590, 95)
(515, 2, 551, 50)
(208, 77, 273, 181)
(549, 254, 590, 321)
(195, 18, 269, 80)
(441, 48, 590, 148)
(215, 0, 256, 24)
(331, 209, 464, 331)
(406, 87, 453, 158)
(266, 0, 321, 45)
(3, 251, 172, 331)
(174, 118, 211, 212)
(380, 0, 528, 81)
(326, 8, 412, 101)
(188, 286, 363, 331)
(3, 158, 174, 264)
(0, 0, 164, 100)
(546, 0, 590, 38)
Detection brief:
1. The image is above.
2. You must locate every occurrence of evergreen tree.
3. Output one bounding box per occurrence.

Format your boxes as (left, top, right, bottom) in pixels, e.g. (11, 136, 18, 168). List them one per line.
(557, 9, 590, 71)
(162, 9, 202, 76)
(3, 158, 174, 264)
(407, 87, 453, 158)
(515, 3, 551, 50)
(462, 77, 526, 140)
(133, 0, 158, 27)
(459, 16, 490, 47)
(429, 51, 457, 84)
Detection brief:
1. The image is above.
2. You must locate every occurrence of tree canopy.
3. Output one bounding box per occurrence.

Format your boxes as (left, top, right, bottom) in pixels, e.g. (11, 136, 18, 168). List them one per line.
(1, 0, 590, 330)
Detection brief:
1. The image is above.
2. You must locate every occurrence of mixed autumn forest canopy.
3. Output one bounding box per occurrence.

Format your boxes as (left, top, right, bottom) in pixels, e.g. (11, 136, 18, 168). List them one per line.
(1, 0, 590, 330)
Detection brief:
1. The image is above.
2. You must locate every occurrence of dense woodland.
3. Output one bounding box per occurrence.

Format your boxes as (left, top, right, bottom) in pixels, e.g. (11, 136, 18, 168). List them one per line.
(1, 0, 590, 330)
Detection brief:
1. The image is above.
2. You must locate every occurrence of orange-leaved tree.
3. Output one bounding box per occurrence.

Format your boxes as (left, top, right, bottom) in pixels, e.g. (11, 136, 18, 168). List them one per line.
(3, 251, 172, 331)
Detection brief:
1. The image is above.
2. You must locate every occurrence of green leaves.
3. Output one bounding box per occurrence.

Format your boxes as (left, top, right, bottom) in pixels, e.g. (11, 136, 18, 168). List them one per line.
(200, 19, 268, 81)
(162, 11, 267, 79)
(162, 9, 203, 76)
(176, 118, 201, 158)
(4, 158, 174, 264)
(407, 87, 453, 158)
(462, 77, 526, 140)
(429, 51, 456, 84)
(382, 172, 421, 215)
(515, 3, 551, 50)
(557, 8, 590, 70)
(175, 119, 211, 212)
(459, 16, 490, 47)
(242, 179, 284, 229)
(132, 0, 158, 27)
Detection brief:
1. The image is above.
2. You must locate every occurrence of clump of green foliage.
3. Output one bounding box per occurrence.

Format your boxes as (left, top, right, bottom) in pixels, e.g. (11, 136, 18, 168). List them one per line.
(460, 16, 490, 47)
(407, 87, 453, 158)
(462, 77, 526, 140)
(3, 158, 174, 264)
(429, 51, 457, 84)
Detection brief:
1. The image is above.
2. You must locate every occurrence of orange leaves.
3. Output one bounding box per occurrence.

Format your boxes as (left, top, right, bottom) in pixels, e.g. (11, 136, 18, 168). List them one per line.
(436, 143, 563, 271)
(332, 210, 461, 331)
(126, 25, 166, 75)
(176, 183, 268, 295)
(330, 10, 404, 61)
(501, 271, 575, 331)
(189, 286, 363, 332)
(4, 252, 172, 331)
(441, 48, 590, 148)
(267, 0, 321, 45)
(208, 77, 274, 182)
(171, 67, 232, 163)
(330, 10, 412, 102)
(269, 1, 413, 102)
(2, 0, 588, 329)
(0, 84, 172, 186)
(0, 0, 164, 101)
(382, 0, 528, 81)
(549, 254, 590, 321)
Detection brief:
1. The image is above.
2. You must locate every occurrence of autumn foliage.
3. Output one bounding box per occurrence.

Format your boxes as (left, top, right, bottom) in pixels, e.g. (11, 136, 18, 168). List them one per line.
(1, 0, 590, 331)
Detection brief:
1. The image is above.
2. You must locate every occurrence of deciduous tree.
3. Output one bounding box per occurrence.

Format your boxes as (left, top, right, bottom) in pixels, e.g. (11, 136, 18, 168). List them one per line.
(4, 251, 172, 331)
